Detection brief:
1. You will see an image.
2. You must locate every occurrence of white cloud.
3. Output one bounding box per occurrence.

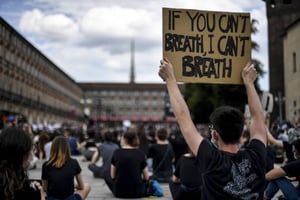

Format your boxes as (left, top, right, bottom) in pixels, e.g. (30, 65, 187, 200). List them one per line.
(1, 0, 269, 90)
(19, 9, 79, 42)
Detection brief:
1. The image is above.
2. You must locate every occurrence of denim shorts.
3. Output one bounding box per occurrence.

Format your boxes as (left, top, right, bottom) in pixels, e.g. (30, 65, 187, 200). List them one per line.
(46, 193, 82, 200)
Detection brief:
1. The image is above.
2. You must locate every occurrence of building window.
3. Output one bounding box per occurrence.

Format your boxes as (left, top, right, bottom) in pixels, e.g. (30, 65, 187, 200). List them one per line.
(293, 52, 297, 73)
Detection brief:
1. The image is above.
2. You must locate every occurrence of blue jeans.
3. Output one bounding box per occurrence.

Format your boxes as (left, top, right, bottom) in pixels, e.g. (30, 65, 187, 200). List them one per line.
(265, 177, 300, 200)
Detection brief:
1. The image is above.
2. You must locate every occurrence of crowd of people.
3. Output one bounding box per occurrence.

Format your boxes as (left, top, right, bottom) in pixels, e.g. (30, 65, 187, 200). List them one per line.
(1, 59, 300, 200)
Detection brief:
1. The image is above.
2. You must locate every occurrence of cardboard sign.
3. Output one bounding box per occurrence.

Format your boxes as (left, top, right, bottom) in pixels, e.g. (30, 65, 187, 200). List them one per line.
(244, 104, 251, 119)
(162, 8, 251, 84)
(261, 91, 274, 113)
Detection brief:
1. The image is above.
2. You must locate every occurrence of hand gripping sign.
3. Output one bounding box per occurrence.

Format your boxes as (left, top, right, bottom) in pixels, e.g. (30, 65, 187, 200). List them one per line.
(162, 7, 251, 84)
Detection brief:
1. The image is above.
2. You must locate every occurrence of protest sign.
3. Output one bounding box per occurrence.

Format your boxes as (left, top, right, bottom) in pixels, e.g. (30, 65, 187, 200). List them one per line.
(162, 7, 251, 84)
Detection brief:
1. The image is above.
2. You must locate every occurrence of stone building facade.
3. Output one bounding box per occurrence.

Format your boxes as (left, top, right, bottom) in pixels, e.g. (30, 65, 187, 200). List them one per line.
(283, 19, 300, 122)
(264, 0, 300, 122)
(0, 17, 182, 130)
(79, 82, 183, 125)
(0, 17, 84, 128)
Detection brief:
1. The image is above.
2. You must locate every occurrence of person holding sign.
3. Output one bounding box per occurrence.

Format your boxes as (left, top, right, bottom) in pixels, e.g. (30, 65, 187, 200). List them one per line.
(158, 58, 266, 199)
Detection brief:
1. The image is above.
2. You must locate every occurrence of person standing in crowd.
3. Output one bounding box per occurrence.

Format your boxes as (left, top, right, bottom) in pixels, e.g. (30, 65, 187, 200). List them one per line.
(88, 131, 119, 178)
(264, 139, 300, 199)
(147, 127, 174, 183)
(159, 58, 267, 199)
(0, 127, 45, 200)
(42, 136, 90, 200)
(104, 131, 153, 198)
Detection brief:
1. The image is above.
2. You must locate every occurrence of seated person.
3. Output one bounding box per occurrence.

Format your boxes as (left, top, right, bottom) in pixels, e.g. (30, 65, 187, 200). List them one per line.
(42, 136, 91, 200)
(267, 128, 297, 163)
(169, 148, 202, 200)
(80, 129, 98, 161)
(148, 127, 174, 183)
(88, 131, 119, 178)
(64, 128, 81, 156)
(264, 139, 300, 199)
(104, 131, 153, 198)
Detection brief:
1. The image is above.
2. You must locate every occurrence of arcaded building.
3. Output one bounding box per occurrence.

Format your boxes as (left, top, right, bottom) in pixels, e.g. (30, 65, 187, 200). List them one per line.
(0, 17, 84, 127)
(79, 82, 183, 125)
(0, 17, 181, 129)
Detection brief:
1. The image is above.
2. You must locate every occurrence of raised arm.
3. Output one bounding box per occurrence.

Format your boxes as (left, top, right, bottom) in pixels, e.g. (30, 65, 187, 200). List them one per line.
(267, 128, 283, 147)
(242, 62, 267, 146)
(159, 58, 202, 155)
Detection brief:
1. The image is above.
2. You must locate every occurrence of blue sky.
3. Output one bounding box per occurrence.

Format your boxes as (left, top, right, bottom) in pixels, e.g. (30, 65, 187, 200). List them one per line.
(0, 0, 269, 90)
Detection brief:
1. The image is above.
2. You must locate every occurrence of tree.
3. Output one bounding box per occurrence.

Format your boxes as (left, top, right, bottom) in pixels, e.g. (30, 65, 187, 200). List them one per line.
(184, 19, 265, 124)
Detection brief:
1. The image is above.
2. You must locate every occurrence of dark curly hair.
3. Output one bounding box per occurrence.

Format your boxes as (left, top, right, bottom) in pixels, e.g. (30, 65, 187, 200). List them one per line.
(0, 127, 32, 200)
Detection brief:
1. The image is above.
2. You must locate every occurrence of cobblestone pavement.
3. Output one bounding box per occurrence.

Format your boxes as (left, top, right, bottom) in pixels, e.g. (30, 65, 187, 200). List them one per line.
(29, 155, 284, 200)
(28, 155, 172, 200)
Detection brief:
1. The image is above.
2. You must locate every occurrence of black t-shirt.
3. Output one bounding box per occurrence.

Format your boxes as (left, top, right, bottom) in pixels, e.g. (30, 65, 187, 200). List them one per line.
(169, 137, 188, 166)
(266, 145, 276, 172)
(42, 158, 81, 199)
(111, 148, 147, 197)
(174, 155, 202, 188)
(196, 139, 266, 200)
(147, 143, 174, 175)
(282, 159, 300, 184)
(14, 180, 41, 200)
(283, 141, 296, 163)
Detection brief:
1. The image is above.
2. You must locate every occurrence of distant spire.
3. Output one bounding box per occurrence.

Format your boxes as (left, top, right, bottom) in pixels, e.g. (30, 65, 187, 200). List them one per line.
(130, 39, 135, 84)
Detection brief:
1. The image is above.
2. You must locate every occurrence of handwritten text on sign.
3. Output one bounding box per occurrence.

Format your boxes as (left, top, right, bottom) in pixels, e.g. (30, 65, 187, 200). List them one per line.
(163, 8, 251, 84)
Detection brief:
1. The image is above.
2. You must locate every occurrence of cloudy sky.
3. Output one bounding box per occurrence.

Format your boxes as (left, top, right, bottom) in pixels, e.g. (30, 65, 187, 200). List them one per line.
(0, 0, 269, 90)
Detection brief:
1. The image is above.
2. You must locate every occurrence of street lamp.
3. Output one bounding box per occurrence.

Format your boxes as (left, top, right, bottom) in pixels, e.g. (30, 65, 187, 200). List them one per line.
(274, 91, 285, 124)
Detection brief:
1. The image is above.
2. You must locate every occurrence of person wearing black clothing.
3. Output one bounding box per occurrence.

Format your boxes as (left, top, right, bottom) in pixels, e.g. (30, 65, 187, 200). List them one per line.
(148, 127, 174, 183)
(169, 149, 202, 200)
(267, 129, 296, 163)
(80, 129, 98, 161)
(42, 136, 90, 200)
(159, 59, 267, 199)
(265, 139, 300, 199)
(0, 127, 45, 200)
(104, 131, 152, 198)
(168, 129, 188, 166)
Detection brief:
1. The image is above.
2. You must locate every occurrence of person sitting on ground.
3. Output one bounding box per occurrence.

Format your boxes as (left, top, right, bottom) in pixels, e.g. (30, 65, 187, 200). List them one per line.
(42, 136, 91, 200)
(264, 138, 300, 200)
(0, 127, 45, 200)
(64, 128, 81, 156)
(88, 130, 119, 178)
(159, 58, 267, 199)
(80, 128, 98, 161)
(169, 147, 202, 200)
(267, 127, 298, 164)
(104, 131, 155, 198)
(147, 127, 175, 183)
(168, 129, 188, 166)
